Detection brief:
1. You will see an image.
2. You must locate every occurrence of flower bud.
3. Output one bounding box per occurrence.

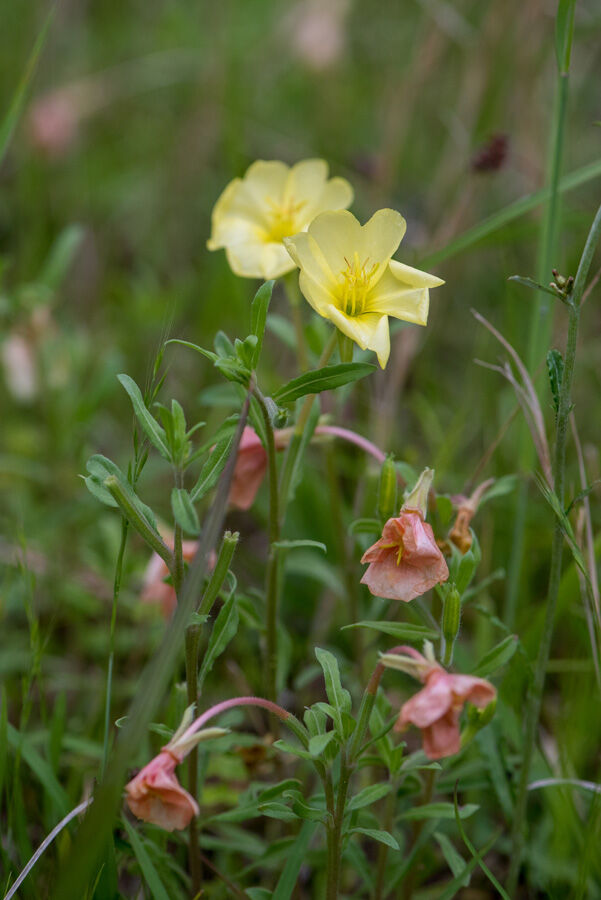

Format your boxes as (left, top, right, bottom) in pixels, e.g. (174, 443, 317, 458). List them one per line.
(442, 586, 461, 651)
(402, 467, 434, 519)
(377, 454, 397, 523)
(466, 697, 497, 730)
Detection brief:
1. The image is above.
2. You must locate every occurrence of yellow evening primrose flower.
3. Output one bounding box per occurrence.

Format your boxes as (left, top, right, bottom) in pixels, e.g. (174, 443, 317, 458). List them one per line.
(207, 159, 353, 280)
(283, 209, 443, 368)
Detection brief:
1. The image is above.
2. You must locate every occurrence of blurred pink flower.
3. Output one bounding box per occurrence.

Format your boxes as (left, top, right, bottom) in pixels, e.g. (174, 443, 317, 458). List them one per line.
(142, 540, 210, 618)
(360, 510, 448, 602)
(229, 426, 290, 510)
(125, 750, 199, 831)
(396, 655, 496, 760)
(285, 0, 349, 71)
(28, 91, 80, 158)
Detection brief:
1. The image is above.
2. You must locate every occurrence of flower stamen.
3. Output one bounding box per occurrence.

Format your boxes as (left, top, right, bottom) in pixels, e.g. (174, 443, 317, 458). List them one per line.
(340, 253, 377, 317)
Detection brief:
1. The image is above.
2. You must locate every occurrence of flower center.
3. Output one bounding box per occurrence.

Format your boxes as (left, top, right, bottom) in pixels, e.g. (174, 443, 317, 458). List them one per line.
(380, 539, 404, 566)
(265, 197, 306, 242)
(339, 253, 378, 317)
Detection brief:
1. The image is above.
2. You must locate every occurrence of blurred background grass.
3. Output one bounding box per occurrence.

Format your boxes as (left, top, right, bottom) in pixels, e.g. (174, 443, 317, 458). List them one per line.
(1, 0, 601, 896)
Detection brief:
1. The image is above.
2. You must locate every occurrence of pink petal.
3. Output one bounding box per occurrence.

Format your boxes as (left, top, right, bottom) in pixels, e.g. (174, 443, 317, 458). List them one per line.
(398, 672, 453, 728)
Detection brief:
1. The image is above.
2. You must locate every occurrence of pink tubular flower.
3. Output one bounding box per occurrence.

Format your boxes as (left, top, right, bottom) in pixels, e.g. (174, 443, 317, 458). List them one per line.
(395, 655, 496, 760)
(229, 426, 290, 510)
(125, 750, 199, 831)
(361, 510, 449, 602)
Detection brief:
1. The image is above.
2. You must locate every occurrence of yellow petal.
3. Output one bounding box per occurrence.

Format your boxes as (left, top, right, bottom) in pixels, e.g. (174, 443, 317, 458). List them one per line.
(285, 159, 329, 208)
(366, 260, 444, 325)
(359, 209, 407, 285)
(260, 243, 297, 279)
(208, 180, 267, 250)
(306, 210, 364, 276)
(388, 259, 444, 289)
(315, 176, 354, 216)
(326, 306, 390, 367)
(297, 269, 339, 316)
(284, 232, 337, 287)
(243, 160, 289, 208)
(225, 240, 294, 280)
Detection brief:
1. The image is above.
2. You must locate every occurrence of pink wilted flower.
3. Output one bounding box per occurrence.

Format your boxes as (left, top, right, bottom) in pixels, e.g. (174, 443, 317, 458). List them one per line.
(381, 647, 496, 760)
(142, 540, 214, 618)
(361, 468, 448, 602)
(125, 749, 199, 831)
(229, 426, 290, 510)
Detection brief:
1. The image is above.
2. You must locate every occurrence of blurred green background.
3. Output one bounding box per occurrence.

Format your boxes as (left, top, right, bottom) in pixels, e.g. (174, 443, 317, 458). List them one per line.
(1, 0, 601, 895)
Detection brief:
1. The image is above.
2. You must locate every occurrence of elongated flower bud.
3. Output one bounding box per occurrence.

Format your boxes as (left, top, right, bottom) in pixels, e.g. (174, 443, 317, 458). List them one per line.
(442, 586, 461, 665)
(377, 454, 397, 523)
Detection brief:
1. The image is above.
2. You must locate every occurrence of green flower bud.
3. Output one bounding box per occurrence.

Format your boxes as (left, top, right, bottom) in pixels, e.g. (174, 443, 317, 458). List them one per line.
(403, 467, 434, 519)
(377, 454, 398, 522)
(466, 696, 497, 730)
(442, 585, 461, 666)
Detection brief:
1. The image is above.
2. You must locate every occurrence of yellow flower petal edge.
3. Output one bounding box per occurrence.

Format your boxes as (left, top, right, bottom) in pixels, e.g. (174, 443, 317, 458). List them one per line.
(284, 209, 444, 368)
(207, 159, 354, 280)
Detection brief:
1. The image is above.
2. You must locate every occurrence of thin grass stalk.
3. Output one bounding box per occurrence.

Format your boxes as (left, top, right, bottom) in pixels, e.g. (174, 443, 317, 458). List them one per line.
(505, 37, 570, 630)
(507, 202, 601, 893)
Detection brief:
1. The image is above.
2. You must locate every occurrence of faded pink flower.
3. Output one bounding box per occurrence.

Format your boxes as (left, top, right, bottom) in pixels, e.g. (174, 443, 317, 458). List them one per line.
(125, 750, 199, 831)
(28, 91, 80, 157)
(229, 426, 289, 510)
(396, 656, 496, 760)
(361, 510, 448, 602)
(142, 541, 212, 618)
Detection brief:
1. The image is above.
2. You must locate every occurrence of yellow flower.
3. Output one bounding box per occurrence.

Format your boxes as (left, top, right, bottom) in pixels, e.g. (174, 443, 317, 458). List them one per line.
(207, 159, 353, 280)
(283, 209, 443, 368)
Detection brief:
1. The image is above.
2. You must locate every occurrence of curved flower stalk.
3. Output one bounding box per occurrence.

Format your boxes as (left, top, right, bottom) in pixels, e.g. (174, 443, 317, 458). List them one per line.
(125, 697, 307, 831)
(284, 209, 443, 367)
(207, 159, 353, 279)
(361, 468, 449, 601)
(379, 646, 496, 759)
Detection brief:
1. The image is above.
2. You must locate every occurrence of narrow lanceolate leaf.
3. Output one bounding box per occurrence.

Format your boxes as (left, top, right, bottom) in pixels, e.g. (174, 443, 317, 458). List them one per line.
(250, 280, 275, 367)
(342, 621, 439, 641)
(346, 782, 392, 812)
(171, 488, 200, 535)
(508, 275, 561, 300)
(191, 435, 233, 502)
(7, 723, 69, 814)
(274, 362, 376, 404)
(122, 819, 170, 900)
(547, 349, 564, 416)
(555, 0, 576, 73)
(471, 635, 518, 677)
(315, 648, 352, 722)
(118, 374, 170, 460)
(308, 731, 336, 757)
(197, 592, 239, 690)
(350, 828, 400, 850)
(273, 539, 327, 553)
(400, 802, 478, 822)
(272, 821, 318, 900)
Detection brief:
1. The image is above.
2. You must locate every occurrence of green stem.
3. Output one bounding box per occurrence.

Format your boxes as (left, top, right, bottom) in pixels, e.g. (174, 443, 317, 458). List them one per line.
(507, 202, 601, 894)
(278, 330, 338, 515)
(173, 469, 184, 598)
(101, 518, 128, 777)
(283, 271, 308, 372)
(198, 531, 239, 617)
(505, 66, 569, 630)
(329, 749, 353, 898)
(185, 625, 202, 895)
(254, 387, 281, 702)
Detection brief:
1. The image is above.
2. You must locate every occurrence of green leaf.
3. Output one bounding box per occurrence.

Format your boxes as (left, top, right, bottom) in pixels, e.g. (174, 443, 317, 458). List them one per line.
(197, 593, 239, 690)
(7, 723, 68, 814)
(283, 792, 330, 824)
(347, 782, 392, 812)
(40, 224, 85, 291)
(471, 635, 518, 677)
(315, 648, 352, 736)
(547, 349, 564, 416)
(308, 732, 336, 757)
(273, 539, 327, 553)
(85, 455, 158, 531)
(555, 0, 576, 73)
(400, 802, 478, 821)
(434, 831, 470, 889)
(437, 830, 500, 900)
(191, 435, 233, 502)
(170, 488, 200, 535)
(348, 518, 382, 536)
(350, 827, 400, 850)
(274, 362, 376, 404)
(118, 374, 170, 460)
(453, 787, 510, 899)
(273, 740, 314, 762)
(0, 5, 54, 167)
(272, 821, 318, 900)
(250, 281, 275, 366)
(342, 621, 439, 641)
(122, 818, 171, 900)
